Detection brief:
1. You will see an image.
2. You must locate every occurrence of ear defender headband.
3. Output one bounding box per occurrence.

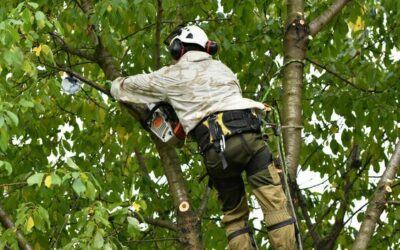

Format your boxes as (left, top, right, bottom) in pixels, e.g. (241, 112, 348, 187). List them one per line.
(164, 25, 219, 60)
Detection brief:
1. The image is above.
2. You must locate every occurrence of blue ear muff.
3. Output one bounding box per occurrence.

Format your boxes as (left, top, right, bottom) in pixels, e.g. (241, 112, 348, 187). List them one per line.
(206, 41, 218, 55)
(169, 39, 184, 60)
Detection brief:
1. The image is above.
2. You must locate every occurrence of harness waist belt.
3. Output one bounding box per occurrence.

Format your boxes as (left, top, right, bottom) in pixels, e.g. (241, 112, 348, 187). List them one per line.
(191, 109, 261, 153)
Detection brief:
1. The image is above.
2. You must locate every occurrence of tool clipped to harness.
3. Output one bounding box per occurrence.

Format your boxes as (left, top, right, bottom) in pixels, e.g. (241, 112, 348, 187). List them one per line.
(146, 102, 186, 148)
(207, 114, 228, 169)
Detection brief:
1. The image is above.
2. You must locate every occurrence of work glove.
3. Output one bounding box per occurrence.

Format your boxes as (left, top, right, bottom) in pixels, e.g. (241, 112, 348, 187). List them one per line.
(263, 103, 272, 113)
(104, 80, 113, 91)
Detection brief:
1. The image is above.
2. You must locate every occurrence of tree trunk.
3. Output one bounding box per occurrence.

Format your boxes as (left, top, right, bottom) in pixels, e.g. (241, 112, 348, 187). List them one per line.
(282, 0, 308, 182)
(352, 141, 400, 250)
(95, 39, 204, 250)
(154, 139, 203, 249)
(281, 1, 351, 249)
(74, 1, 204, 248)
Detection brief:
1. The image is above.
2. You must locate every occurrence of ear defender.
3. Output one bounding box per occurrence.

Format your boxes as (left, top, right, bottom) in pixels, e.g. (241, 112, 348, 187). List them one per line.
(205, 41, 218, 55)
(169, 39, 185, 60)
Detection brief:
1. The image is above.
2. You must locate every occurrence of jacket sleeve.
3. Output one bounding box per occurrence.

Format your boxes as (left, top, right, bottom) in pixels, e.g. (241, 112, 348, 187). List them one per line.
(110, 71, 167, 104)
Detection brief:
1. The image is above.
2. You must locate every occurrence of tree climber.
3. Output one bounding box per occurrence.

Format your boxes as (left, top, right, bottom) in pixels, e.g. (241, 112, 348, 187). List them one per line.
(110, 25, 296, 250)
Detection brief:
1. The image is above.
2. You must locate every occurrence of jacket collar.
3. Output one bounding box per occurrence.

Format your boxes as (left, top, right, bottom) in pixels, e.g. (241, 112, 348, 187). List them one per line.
(178, 51, 211, 63)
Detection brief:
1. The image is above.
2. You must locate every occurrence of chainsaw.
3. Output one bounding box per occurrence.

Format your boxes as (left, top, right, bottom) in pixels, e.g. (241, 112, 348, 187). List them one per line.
(146, 102, 186, 147)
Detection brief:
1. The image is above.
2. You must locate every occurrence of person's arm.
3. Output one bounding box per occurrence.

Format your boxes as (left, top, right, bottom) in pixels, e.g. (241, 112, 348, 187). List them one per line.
(111, 71, 167, 104)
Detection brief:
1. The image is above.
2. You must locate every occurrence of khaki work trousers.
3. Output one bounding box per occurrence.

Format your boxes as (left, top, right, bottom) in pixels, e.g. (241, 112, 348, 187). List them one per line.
(205, 133, 296, 250)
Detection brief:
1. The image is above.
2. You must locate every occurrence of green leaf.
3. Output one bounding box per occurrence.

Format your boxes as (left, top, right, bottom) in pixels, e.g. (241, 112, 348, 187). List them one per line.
(37, 206, 50, 229)
(19, 99, 35, 108)
(27, 2, 39, 9)
(0, 160, 12, 175)
(3, 49, 23, 68)
(127, 216, 140, 237)
(21, 61, 37, 77)
(21, 9, 33, 33)
(27, 173, 45, 186)
(85, 181, 96, 200)
(72, 178, 86, 196)
(66, 158, 80, 170)
(5, 111, 18, 126)
(35, 11, 46, 29)
(41, 44, 55, 63)
(50, 173, 62, 185)
(71, 172, 80, 179)
(93, 231, 104, 249)
(103, 243, 113, 250)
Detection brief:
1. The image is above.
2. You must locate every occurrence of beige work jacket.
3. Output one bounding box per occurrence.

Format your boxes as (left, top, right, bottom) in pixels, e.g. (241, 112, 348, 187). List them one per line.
(111, 51, 265, 133)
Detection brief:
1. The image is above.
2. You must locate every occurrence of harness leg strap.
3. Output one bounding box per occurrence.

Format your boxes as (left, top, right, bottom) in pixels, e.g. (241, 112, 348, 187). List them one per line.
(266, 217, 296, 231)
(227, 225, 258, 249)
(227, 225, 252, 242)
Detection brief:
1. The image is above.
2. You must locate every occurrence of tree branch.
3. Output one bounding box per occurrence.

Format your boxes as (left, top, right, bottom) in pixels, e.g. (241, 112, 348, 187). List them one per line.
(196, 187, 211, 219)
(0, 205, 33, 250)
(388, 201, 400, 206)
(320, 145, 369, 250)
(42, 61, 111, 96)
(124, 237, 180, 243)
(130, 210, 178, 232)
(294, 183, 322, 248)
(352, 141, 400, 250)
(309, 0, 351, 37)
(49, 32, 96, 61)
(144, 217, 178, 232)
(134, 148, 151, 182)
(120, 18, 230, 42)
(305, 58, 383, 93)
(155, 0, 163, 69)
(0, 182, 27, 188)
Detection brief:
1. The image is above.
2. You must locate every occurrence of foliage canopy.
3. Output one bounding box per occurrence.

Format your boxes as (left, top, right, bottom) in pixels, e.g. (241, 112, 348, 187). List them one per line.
(0, 0, 399, 249)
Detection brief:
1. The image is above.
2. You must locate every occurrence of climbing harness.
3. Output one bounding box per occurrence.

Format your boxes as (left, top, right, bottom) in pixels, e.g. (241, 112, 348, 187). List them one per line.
(192, 109, 261, 169)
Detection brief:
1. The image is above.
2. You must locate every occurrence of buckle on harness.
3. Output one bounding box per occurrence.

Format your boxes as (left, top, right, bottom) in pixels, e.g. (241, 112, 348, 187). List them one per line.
(220, 134, 226, 152)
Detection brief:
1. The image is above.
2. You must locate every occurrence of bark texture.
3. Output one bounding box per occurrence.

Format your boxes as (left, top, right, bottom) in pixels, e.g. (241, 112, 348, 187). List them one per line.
(283, 0, 308, 182)
(282, 0, 351, 182)
(352, 141, 400, 250)
(154, 139, 203, 249)
(282, 1, 351, 249)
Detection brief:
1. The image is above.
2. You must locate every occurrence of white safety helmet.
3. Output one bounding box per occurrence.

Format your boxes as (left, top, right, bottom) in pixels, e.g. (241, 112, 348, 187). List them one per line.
(170, 25, 209, 48)
(164, 25, 218, 60)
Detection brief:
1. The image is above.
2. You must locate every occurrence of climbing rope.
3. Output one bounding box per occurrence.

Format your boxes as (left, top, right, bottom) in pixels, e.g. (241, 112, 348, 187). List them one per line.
(271, 107, 303, 250)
